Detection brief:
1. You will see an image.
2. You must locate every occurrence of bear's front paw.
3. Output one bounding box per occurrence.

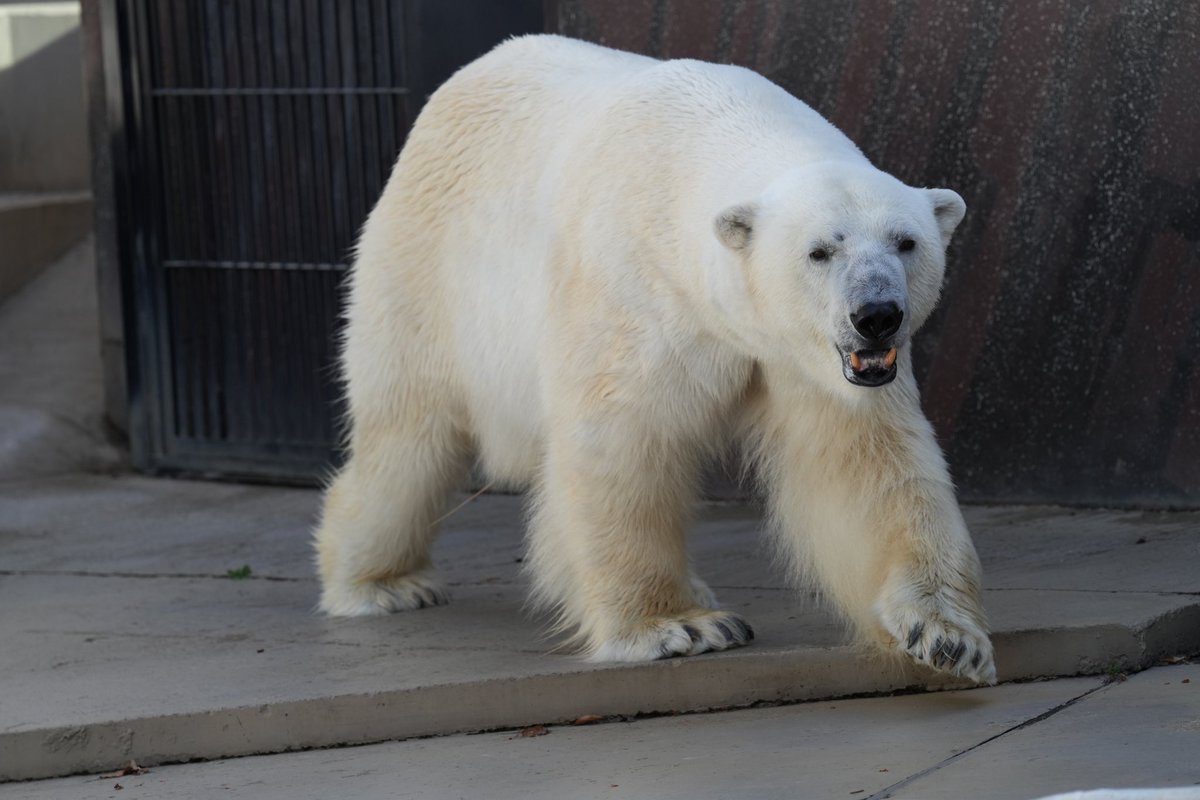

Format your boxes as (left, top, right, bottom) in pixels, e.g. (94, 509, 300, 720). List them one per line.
(589, 610, 754, 663)
(877, 584, 995, 685)
(319, 568, 450, 616)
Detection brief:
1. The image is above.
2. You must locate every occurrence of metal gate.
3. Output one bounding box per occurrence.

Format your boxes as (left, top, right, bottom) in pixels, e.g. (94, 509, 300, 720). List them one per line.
(93, 0, 542, 482)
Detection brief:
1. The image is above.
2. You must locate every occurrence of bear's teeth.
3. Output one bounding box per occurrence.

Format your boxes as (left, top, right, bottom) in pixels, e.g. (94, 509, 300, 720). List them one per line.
(885, 348, 897, 368)
(849, 352, 862, 371)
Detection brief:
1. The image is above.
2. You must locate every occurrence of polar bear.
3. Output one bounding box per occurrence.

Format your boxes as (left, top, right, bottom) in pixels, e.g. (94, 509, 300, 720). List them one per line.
(314, 35, 995, 684)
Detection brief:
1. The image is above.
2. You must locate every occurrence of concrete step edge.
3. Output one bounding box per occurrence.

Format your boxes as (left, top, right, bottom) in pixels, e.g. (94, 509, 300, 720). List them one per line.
(4, 603, 1199, 784)
(0, 190, 92, 212)
(0, 192, 92, 303)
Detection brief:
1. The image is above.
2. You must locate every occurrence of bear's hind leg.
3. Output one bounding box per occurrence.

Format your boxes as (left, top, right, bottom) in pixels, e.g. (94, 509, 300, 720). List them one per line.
(315, 410, 471, 617)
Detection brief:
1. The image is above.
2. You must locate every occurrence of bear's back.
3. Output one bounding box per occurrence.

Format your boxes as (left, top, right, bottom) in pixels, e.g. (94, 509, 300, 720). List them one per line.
(410, 35, 861, 188)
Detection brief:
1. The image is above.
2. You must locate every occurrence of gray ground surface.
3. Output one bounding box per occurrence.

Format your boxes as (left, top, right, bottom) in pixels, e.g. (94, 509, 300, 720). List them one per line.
(5, 665, 1197, 800)
(1, 472, 1198, 781)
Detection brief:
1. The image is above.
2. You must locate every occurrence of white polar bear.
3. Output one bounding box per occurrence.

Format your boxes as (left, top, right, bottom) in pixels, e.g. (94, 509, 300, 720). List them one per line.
(314, 34, 995, 684)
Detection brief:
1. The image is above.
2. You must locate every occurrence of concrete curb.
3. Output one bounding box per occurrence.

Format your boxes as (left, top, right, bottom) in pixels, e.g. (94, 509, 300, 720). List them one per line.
(4, 604, 1197, 783)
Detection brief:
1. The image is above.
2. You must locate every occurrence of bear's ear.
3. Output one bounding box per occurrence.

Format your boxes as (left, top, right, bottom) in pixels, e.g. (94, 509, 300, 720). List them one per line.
(714, 203, 758, 252)
(926, 188, 967, 247)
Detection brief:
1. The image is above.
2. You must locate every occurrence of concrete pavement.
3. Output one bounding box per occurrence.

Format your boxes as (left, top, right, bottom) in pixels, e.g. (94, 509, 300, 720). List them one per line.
(1, 472, 1199, 781)
(5, 664, 1197, 800)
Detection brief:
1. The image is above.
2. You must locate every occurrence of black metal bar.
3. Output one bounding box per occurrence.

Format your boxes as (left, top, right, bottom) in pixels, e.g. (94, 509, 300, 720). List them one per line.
(359, 0, 382, 207)
(236, 0, 276, 445)
(374, 0, 398, 174)
(126, 0, 174, 463)
(274, 12, 305, 446)
(334, 1, 362, 255)
(321, 1, 345, 267)
(163, 3, 193, 440)
(304, 0, 338, 267)
(193, 1, 241, 442)
(148, 1, 182, 439)
(279, 2, 319, 445)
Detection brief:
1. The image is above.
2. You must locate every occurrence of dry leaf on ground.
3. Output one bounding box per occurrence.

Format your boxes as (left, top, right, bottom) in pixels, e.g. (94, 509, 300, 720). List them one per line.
(101, 760, 148, 779)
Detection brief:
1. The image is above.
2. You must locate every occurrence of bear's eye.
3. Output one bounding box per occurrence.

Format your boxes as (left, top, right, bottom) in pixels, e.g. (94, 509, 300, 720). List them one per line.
(898, 238, 916, 253)
(809, 248, 830, 262)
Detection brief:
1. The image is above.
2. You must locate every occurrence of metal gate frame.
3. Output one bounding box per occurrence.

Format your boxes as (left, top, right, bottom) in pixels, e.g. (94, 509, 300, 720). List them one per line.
(87, 0, 542, 484)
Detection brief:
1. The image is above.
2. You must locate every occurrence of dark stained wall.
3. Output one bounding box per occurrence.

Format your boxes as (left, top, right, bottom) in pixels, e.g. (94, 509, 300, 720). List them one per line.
(554, 0, 1200, 508)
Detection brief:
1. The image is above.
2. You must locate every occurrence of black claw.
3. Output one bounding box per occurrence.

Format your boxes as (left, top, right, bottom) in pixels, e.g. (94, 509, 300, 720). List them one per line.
(726, 617, 748, 643)
(971, 652, 982, 668)
(714, 621, 734, 644)
(930, 636, 945, 660)
(949, 641, 968, 664)
(906, 623, 924, 650)
(681, 624, 702, 644)
(741, 620, 756, 642)
(659, 632, 691, 658)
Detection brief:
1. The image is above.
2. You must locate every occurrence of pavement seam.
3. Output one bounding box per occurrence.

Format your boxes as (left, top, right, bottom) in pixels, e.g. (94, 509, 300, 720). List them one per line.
(987, 586, 1200, 596)
(862, 681, 1110, 799)
(0, 569, 310, 582)
(7, 571, 1196, 597)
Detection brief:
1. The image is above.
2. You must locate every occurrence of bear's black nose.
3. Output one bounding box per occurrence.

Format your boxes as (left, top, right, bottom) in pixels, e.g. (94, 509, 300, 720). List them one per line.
(850, 301, 904, 342)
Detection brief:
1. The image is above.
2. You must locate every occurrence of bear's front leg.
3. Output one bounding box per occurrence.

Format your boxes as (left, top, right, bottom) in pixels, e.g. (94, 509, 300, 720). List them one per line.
(759, 375, 995, 684)
(527, 414, 753, 662)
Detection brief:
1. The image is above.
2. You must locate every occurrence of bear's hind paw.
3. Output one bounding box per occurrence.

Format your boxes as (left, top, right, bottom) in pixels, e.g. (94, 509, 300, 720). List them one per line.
(318, 568, 450, 616)
(589, 610, 754, 663)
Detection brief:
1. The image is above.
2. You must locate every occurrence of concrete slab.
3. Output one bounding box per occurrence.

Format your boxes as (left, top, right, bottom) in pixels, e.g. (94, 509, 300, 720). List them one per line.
(0, 676, 1103, 800)
(970, 505, 1200, 595)
(1, 474, 1198, 781)
(890, 664, 1200, 799)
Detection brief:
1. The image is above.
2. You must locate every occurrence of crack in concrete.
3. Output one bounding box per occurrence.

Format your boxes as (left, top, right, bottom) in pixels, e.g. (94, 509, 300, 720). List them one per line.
(863, 682, 1109, 799)
(707, 585, 808, 592)
(987, 586, 1200, 596)
(7, 570, 1196, 598)
(0, 569, 310, 582)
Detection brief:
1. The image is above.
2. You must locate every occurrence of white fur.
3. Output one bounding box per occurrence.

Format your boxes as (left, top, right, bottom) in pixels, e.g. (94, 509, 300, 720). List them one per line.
(314, 35, 994, 684)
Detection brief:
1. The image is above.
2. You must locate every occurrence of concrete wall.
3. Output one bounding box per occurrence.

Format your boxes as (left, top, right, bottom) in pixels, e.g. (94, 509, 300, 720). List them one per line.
(0, 2, 91, 303)
(0, 2, 89, 191)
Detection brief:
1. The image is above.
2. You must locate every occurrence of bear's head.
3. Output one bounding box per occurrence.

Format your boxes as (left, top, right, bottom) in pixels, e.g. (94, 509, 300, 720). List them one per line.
(713, 161, 966, 395)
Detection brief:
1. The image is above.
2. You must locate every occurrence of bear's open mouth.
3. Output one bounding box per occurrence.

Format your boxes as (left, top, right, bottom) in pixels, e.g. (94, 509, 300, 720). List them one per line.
(842, 347, 897, 387)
